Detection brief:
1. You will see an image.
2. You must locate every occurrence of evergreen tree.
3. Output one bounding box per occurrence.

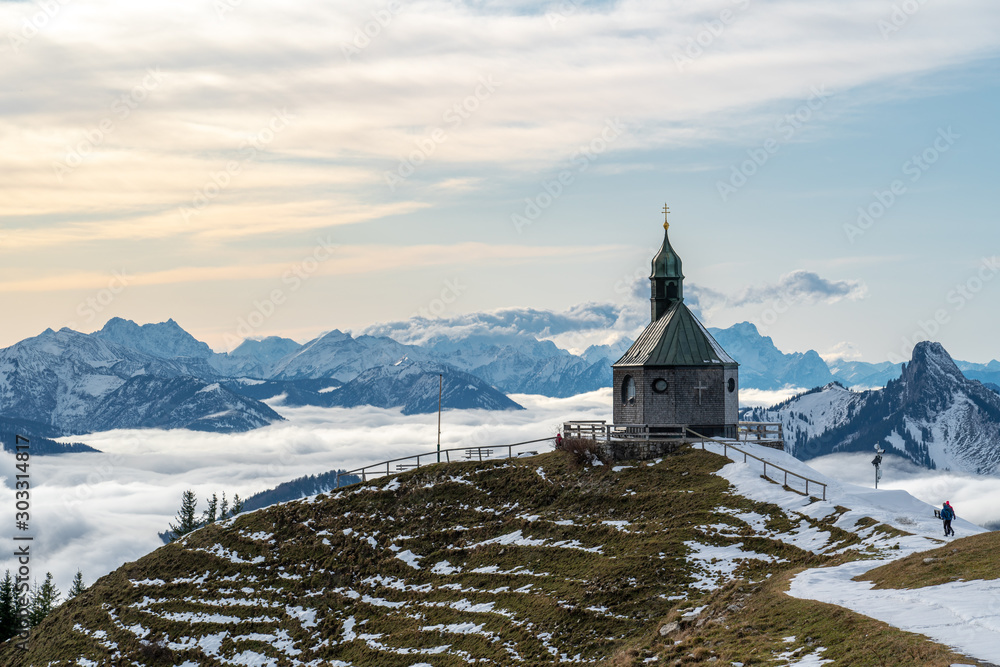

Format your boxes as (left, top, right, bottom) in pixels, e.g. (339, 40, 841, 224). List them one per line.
(231, 493, 244, 516)
(0, 570, 16, 642)
(203, 493, 218, 525)
(169, 489, 200, 540)
(219, 492, 228, 519)
(67, 571, 86, 599)
(28, 573, 59, 627)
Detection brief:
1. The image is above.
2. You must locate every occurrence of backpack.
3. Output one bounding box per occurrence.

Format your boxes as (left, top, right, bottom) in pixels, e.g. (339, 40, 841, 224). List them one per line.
(941, 506, 954, 520)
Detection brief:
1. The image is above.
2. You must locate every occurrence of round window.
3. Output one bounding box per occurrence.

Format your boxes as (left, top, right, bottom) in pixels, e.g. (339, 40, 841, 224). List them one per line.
(652, 378, 668, 394)
(728, 378, 736, 393)
(622, 375, 636, 404)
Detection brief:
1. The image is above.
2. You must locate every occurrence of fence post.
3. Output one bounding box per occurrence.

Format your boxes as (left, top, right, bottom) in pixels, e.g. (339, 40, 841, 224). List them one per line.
(805, 480, 809, 496)
(446, 450, 450, 463)
(784, 471, 787, 487)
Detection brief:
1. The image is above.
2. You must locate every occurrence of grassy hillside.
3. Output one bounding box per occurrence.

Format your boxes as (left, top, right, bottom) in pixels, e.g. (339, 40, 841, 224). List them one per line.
(1, 447, 982, 666)
(858, 530, 1000, 590)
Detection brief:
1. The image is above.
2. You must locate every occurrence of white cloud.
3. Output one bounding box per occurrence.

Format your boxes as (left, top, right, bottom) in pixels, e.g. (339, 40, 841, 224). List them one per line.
(365, 302, 632, 344)
(2, 0, 999, 246)
(0, 390, 612, 593)
(690, 271, 868, 316)
(820, 341, 864, 363)
(738, 386, 809, 408)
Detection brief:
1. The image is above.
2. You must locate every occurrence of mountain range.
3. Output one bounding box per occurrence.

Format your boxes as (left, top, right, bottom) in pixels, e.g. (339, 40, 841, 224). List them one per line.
(744, 341, 1000, 474)
(0, 326, 280, 440)
(2, 315, 998, 445)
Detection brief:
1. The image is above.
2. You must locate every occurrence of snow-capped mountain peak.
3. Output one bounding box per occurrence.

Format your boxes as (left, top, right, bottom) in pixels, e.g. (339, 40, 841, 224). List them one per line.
(746, 341, 1000, 474)
(94, 317, 214, 359)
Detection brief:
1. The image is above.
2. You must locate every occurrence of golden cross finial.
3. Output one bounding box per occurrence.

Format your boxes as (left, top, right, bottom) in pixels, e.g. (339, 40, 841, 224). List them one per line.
(662, 203, 670, 230)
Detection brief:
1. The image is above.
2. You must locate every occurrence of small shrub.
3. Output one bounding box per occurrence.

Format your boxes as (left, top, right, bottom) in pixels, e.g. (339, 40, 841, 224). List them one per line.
(557, 437, 605, 466)
(136, 637, 175, 665)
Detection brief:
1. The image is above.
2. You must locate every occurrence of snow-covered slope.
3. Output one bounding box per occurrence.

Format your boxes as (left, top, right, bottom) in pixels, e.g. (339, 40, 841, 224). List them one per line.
(744, 382, 868, 459)
(208, 335, 303, 378)
(703, 440, 995, 663)
(269, 329, 427, 382)
(93, 317, 214, 360)
(825, 359, 903, 388)
(463, 344, 608, 398)
(708, 322, 834, 390)
(322, 359, 524, 414)
(270, 326, 613, 398)
(87, 376, 283, 432)
(745, 342, 1000, 474)
(0, 328, 282, 434)
(373, 327, 614, 398)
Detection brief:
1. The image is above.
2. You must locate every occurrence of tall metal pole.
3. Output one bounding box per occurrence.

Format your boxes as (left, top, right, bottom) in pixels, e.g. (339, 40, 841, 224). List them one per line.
(872, 445, 884, 489)
(437, 373, 442, 463)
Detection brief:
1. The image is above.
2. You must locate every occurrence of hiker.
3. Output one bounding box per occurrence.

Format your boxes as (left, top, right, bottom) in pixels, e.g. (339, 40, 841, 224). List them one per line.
(940, 501, 955, 537)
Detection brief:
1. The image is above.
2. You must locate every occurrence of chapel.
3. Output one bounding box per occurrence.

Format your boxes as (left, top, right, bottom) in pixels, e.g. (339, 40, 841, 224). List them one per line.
(612, 207, 739, 439)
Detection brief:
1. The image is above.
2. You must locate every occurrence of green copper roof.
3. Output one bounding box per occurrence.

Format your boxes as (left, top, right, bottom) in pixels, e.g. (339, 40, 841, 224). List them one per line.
(651, 226, 683, 281)
(614, 301, 737, 367)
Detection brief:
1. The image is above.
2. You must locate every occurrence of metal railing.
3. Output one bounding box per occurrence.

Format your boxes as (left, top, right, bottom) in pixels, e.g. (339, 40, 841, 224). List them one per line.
(564, 421, 783, 444)
(334, 437, 555, 488)
(686, 428, 826, 501)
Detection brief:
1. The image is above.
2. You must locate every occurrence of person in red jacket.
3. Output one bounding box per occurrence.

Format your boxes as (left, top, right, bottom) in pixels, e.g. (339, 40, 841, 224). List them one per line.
(940, 501, 956, 537)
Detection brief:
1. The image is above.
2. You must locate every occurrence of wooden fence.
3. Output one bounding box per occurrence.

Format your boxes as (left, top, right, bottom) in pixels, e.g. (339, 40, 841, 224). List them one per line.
(564, 421, 781, 445)
(738, 421, 784, 445)
(333, 437, 555, 488)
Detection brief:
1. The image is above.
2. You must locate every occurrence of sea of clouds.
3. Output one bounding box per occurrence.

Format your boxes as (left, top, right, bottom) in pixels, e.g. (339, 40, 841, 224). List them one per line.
(3, 390, 997, 597)
(0, 391, 612, 594)
(808, 452, 1000, 530)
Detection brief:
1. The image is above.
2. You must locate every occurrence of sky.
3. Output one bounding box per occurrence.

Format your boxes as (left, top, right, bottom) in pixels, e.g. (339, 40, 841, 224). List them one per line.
(2, 0, 999, 363)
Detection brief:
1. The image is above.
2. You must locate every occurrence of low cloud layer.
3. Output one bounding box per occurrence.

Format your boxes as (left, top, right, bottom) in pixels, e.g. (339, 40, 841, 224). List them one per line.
(365, 302, 641, 348)
(0, 391, 612, 593)
(809, 452, 1000, 529)
(4, 396, 997, 598)
(739, 387, 809, 408)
